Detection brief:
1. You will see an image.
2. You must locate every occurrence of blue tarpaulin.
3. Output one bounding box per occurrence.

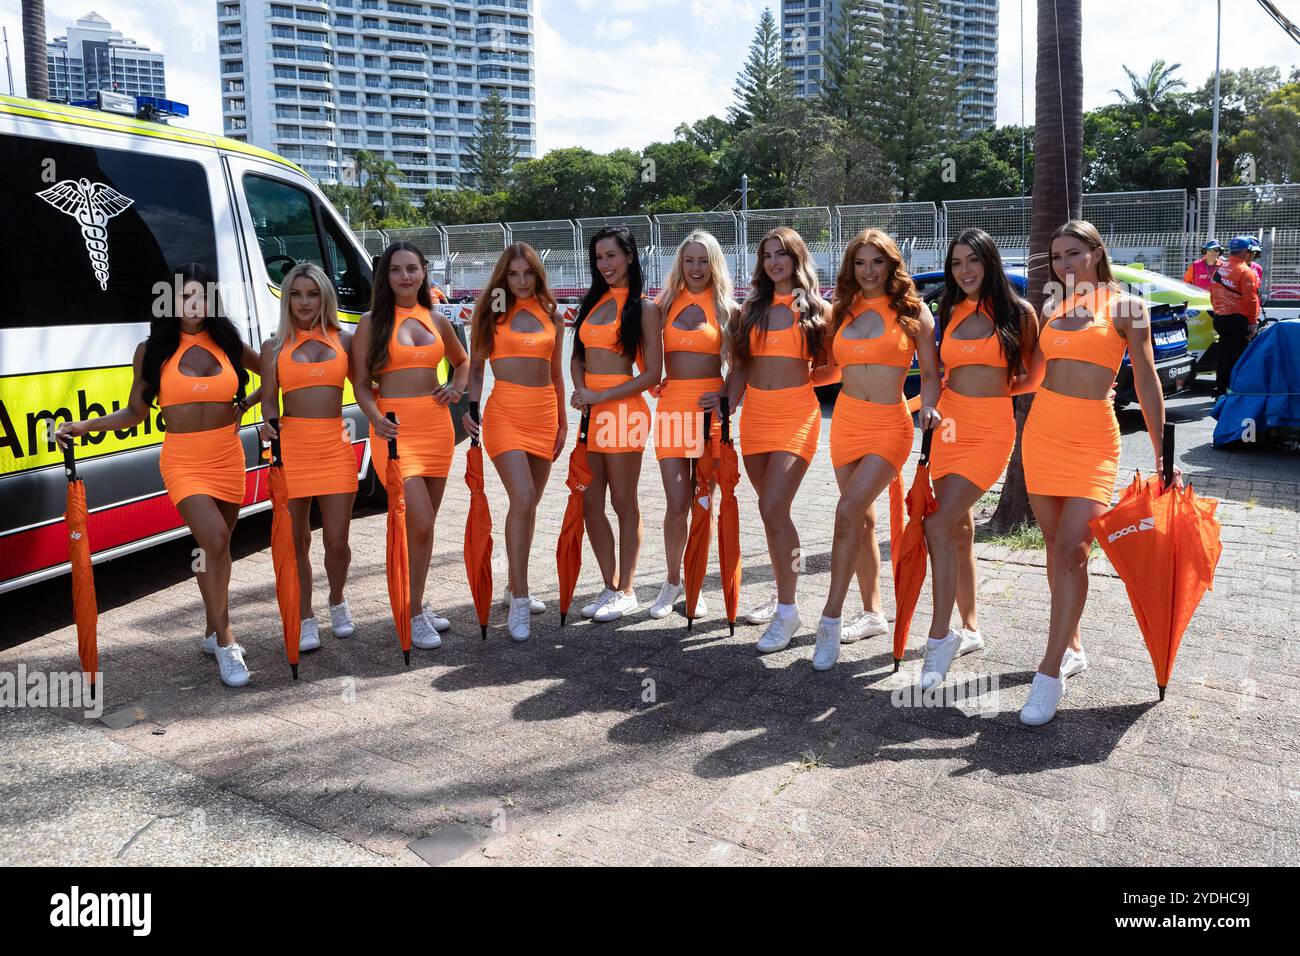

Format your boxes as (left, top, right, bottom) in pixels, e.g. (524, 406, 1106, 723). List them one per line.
(1211, 321, 1300, 447)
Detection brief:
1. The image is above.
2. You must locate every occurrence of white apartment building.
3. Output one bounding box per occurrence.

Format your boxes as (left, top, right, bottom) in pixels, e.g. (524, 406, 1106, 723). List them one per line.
(218, 0, 536, 191)
(46, 11, 168, 103)
(782, 0, 998, 131)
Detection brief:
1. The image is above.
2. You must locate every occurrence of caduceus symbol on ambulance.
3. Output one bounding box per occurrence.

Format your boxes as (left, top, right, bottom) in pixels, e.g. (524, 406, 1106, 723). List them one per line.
(36, 178, 135, 291)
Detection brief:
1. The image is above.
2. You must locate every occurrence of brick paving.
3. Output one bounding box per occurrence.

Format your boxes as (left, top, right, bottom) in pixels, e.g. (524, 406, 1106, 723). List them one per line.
(2, 394, 1297, 866)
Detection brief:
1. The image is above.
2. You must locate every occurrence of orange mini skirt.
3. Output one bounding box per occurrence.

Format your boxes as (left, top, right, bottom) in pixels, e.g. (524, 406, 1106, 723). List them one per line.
(740, 382, 820, 463)
(1023, 387, 1121, 505)
(655, 376, 724, 460)
(483, 380, 558, 460)
(159, 426, 246, 506)
(586, 372, 650, 453)
(929, 389, 1015, 490)
(830, 394, 914, 472)
(370, 395, 454, 480)
(280, 416, 358, 499)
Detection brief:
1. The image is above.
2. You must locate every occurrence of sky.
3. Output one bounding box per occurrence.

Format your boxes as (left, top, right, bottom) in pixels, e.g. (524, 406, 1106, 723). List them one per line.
(0, 0, 1296, 153)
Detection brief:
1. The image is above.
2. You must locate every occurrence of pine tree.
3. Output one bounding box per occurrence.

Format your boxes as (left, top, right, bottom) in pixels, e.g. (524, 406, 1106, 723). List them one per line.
(464, 89, 520, 193)
(729, 8, 797, 131)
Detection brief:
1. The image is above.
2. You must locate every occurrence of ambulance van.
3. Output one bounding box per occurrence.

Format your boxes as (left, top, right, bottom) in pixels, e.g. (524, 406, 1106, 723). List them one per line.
(0, 93, 379, 593)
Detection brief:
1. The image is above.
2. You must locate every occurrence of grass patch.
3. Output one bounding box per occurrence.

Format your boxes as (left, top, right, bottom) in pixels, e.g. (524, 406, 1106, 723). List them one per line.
(978, 522, 1045, 550)
(975, 492, 1000, 510)
(796, 750, 825, 772)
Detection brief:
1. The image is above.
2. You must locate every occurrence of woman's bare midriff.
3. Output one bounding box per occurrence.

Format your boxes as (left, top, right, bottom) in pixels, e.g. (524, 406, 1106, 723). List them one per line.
(583, 348, 634, 377)
(161, 402, 239, 433)
(839, 364, 909, 404)
(1042, 359, 1115, 401)
(747, 355, 809, 390)
(378, 368, 440, 399)
(665, 352, 722, 381)
(490, 356, 553, 387)
(945, 364, 1011, 398)
(283, 385, 344, 419)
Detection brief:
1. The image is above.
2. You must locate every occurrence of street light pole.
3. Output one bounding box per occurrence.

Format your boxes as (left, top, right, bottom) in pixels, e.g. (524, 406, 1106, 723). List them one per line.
(1207, 0, 1222, 242)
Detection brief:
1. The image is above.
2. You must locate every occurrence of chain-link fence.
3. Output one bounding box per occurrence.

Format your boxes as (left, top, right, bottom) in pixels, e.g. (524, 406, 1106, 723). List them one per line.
(741, 207, 835, 289)
(652, 211, 743, 292)
(943, 196, 1032, 244)
(837, 202, 940, 244)
(1084, 190, 1188, 237)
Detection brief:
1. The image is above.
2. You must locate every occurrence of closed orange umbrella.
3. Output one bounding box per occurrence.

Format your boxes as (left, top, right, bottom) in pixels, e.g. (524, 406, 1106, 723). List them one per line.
(683, 412, 715, 630)
(267, 421, 301, 679)
(61, 442, 98, 698)
(715, 397, 742, 636)
(384, 413, 412, 665)
(1089, 425, 1221, 699)
(891, 428, 937, 671)
(463, 402, 493, 639)
(556, 412, 591, 625)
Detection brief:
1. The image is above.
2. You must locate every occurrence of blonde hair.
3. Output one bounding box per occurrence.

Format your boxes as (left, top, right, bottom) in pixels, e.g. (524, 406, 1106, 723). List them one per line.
(656, 230, 736, 365)
(274, 262, 341, 363)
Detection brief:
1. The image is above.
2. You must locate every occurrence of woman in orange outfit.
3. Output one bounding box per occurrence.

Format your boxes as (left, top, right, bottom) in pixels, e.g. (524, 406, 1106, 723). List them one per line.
(569, 226, 663, 623)
(811, 229, 941, 671)
(648, 230, 737, 621)
(258, 263, 359, 654)
(917, 229, 1038, 694)
(353, 241, 470, 651)
(56, 263, 262, 688)
(1018, 220, 1172, 726)
(462, 242, 567, 642)
(722, 226, 830, 654)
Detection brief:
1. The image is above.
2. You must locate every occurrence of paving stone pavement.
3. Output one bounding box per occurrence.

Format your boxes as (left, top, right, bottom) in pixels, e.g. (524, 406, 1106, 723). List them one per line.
(2, 391, 1297, 866)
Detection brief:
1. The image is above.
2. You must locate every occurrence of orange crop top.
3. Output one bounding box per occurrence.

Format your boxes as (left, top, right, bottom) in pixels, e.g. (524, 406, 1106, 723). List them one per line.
(832, 294, 915, 369)
(491, 297, 555, 361)
(1040, 286, 1129, 375)
(159, 330, 239, 408)
(577, 285, 631, 354)
(381, 304, 444, 374)
(663, 288, 722, 356)
(941, 298, 1008, 370)
(277, 326, 348, 394)
(749, 292, 811, 360)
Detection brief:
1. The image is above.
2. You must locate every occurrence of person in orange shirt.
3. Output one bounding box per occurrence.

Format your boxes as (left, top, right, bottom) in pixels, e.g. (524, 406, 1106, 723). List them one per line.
(1182, 241, 1221, 291)
(1209, 237, 1261, 398)
(429, 278, 449, 304)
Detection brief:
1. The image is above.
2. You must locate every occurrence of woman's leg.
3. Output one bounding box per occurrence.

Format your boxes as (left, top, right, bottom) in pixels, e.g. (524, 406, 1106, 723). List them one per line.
(583, 453, 617, 589)
(823, 456, 896, 619)
(604, 451, 645, 593)
(492, 450, 539, 597)
(1037, 497, 1105, 677)
(753, 452, 810, 604)
(923, 474, 985, 639)
(951, 505, 978, 632)
(854, 502, 885, 614)
(404, 476, 445, 617)
(658, 458, 693, 587)
(1029, 493, 1084, 653)
(524, 452, 553, 588)
(289, 497, 314, 618)
(316, 491, 355, 607)
(177, 495, 240, 647)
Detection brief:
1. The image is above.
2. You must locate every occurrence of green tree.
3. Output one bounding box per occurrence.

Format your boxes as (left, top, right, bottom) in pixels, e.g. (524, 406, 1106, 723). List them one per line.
(504, 147, 640, 220)
(419, 188, 507, 226)
(914, 130, 1023, 202)
(729, 8, 797, 131)
(355, 150, 412, 225)
(674, 115, 733, 154)
(1113, 59, 1187, 129)
(1231, 81, 1300, 184)
(463, 89, 520, 193)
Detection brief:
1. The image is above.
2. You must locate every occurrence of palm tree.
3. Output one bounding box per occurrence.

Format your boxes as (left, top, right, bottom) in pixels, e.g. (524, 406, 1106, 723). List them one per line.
(1113, 59, 1187, 129)
(356, 149, 404, 224)
(989, 0, 1083, 534)
(22, 0, 49, 100)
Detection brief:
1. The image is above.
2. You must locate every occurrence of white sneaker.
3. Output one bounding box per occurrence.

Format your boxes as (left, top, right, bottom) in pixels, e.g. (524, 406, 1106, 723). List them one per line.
(842, 610, 888, 643)
(215, 643, 250, 688)
(507, 597, 531, 642)
(920, 631, 961, 691)
(421, 605, 451, 632)
(1061, 647, 1089, 678)
(411, 613, 443, 649)
(756, 608, 801, 653)
(581, 587, 617, 619)
(648, 581, 683, 620)
(688, 595, 707, 619)
(329, 601, 356, 638)
(746, 594, 778, 625)
(1020, 672, 1065, 726)
(958, 628, 985, 656)
(299, 618, 321, 652)
(593, 589, 638, 622)
(201, 633, 245, 657)
(812, 619, 842, 671)
(502, 588, 544, 614)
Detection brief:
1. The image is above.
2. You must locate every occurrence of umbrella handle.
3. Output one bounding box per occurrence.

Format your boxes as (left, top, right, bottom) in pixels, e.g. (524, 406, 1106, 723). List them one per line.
(1161, 422, 1175, 490)
(702, 410, 712, 458)
(61, 438, 77, 483)
(579, 410, 590, 444)
(469, 400, 481, 448)
(919, 426, 934, 464)
(269, 418, 283, 468)
(386, 411, 399, 460)
(720, 395, 731, 444)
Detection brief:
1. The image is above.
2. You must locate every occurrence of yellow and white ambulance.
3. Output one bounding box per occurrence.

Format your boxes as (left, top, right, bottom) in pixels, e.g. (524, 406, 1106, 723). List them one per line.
(0, 93, 379, 593)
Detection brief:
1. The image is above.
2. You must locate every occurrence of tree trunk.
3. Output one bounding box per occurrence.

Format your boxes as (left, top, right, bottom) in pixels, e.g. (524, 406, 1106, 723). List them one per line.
(989, 0, 1083, 533)
(22, 0, 48, 101)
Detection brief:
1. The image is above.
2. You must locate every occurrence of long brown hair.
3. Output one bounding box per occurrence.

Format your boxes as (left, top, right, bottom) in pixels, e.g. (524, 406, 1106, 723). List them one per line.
(1050, 219, 1116, 288)
(832, 229, 923, 339)
(470, 242, 559, 357)
(731, 227, 828, 369)
(365, 241, 433, 381)
(936, 228, 1030, 383)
